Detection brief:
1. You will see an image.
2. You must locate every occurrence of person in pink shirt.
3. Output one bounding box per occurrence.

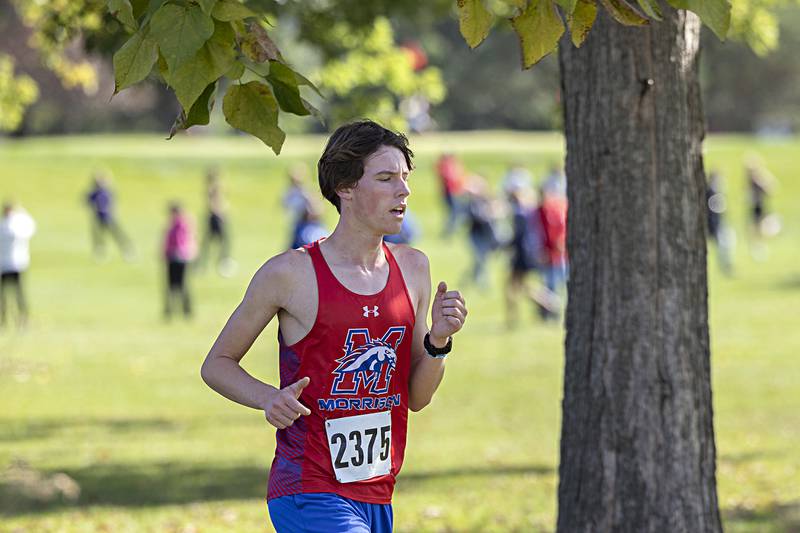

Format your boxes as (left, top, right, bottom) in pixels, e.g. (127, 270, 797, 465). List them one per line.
(163, 202, 197, 320)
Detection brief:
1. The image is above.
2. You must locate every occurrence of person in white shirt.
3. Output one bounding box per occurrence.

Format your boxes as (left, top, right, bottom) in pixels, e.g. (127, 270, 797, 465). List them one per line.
(0, 202, 36, 328)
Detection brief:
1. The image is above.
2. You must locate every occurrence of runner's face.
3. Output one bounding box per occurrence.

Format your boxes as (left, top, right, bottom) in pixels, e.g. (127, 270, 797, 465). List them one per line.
(346, 145, 410, 235)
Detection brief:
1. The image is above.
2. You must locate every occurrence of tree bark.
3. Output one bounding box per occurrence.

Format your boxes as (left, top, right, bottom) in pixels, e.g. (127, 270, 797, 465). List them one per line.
(557, 8, 721, 533)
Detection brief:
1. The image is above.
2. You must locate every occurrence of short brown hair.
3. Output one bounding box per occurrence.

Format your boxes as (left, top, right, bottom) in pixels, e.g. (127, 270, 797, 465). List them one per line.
(317, 120, 414, 213)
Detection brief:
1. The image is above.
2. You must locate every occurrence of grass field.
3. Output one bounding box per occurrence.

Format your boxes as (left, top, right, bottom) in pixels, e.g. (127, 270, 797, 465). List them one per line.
(1, 132, 798, 532)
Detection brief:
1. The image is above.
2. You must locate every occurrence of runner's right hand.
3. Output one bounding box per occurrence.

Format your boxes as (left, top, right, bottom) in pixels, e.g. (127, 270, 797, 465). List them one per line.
(264, 377, 311, 429)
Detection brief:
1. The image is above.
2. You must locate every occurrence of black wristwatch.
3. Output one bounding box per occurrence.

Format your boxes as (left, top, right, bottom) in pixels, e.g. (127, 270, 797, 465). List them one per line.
(424, 332, 452, 358)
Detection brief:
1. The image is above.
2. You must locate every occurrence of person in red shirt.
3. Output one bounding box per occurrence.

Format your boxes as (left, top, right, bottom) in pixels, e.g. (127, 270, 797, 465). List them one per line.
(435, 153, 467, 237)
(538, 183, 568, 319)
(201, 120, 468, 532)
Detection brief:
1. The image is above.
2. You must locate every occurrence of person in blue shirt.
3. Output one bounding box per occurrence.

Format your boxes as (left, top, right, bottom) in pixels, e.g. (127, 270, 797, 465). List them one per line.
(85, 171, 134, 261)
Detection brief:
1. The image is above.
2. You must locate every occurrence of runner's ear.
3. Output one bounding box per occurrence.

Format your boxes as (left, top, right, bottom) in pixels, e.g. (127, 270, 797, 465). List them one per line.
(336, 186, 353, 205)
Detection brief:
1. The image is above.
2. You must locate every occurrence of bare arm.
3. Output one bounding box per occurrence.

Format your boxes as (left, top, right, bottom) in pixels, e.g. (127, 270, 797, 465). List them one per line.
(200, 255, 311, 428)
(407, 252, 468, 411)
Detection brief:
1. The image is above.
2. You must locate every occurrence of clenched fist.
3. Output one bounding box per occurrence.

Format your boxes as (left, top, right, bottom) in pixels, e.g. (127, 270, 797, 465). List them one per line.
(429, 281, 467, 347)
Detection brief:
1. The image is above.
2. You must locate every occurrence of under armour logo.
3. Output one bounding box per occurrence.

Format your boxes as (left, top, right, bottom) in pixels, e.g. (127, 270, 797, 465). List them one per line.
(362, 305, 380, 317)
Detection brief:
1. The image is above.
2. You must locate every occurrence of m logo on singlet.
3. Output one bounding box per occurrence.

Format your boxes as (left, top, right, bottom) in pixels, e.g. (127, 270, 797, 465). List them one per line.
(362, 305, 380, 317)
(330, 326, 406, 395)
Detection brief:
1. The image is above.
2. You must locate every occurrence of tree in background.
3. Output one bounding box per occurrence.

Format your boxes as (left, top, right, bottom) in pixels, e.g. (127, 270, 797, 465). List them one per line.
(3, 0, 800, 135)
(703, 4, 800, 131)
(0, 55, 38, 131)
(454, 0, 730, 529)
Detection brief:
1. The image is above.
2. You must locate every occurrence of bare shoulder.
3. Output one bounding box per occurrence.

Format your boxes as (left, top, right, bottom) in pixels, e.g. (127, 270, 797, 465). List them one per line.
(249, 247, 314, 302)
(386, 242, 429, 275)
(386, 243, 430, 312)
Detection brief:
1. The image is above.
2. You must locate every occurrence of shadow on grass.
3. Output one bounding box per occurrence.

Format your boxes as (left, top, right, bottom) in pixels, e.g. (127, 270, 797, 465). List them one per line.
(723, 501, 800, 532)
(775, 274, 800, 290)
(718, 449, 788, 465)
(2, 461, 553, 516)
(0, 415, 255, 443)
(398, 463, 553, 484)
(1, 461, 269, 515)
(0, 418, 180, 443)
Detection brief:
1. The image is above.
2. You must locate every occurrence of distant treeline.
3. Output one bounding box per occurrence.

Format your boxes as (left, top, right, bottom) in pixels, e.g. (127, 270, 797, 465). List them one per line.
(4, 6, 800, 135)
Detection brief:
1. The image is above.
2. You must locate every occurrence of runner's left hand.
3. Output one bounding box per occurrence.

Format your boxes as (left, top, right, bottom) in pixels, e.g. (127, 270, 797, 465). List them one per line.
(430, 281, 467, 346)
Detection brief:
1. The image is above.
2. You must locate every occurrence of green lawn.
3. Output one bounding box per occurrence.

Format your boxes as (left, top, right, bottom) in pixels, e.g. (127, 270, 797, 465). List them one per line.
(1, 132, 798, 532)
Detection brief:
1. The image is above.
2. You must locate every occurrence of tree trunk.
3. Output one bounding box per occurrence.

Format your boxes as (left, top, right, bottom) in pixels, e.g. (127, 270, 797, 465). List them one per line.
(556, 8, 721, 533)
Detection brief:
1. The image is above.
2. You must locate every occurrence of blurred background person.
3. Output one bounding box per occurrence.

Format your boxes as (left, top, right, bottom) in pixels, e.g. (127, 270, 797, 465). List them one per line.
(197, 166, 236, 277)
(745, 154, 780, 260)
(706, 169, 735, 276)
(503, 174, 557, 327)
(85, 170, 135, 261)
(163, 202, 197, 321)
(289, 197, 328, 249)
(462, 175, 502, 288)
(538, 179, 568, 320)
(282, 164, 312, 224)
(435, 153, 467, 238)
(541, 162, 567, 198)
(0, 201, 36, 329)
(502, 162, 533, 195)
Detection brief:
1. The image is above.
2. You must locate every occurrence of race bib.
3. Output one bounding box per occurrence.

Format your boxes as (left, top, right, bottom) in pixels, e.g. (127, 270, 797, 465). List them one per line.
(325, 411, 392, 483)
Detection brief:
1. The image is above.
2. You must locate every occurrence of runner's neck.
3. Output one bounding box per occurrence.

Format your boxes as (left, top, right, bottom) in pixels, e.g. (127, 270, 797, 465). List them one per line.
(323, 223, 387, 272)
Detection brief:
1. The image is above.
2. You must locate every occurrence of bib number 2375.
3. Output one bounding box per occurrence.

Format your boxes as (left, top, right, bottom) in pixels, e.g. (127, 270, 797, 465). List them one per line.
(325, 411, 392, 483)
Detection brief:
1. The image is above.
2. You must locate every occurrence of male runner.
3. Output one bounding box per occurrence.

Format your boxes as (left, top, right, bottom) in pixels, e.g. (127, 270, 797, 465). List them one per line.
(201, 120, 468, 532)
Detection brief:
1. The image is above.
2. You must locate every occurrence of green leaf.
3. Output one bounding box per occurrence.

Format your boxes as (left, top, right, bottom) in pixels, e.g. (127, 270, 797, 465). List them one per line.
(239, 21, 283, 62)
(157, 51, 168, 81)
(554, 0, 578, 16)
(108, 0, 138, 32)
(301, 97, 325, 126)
(223, 81, 285, 154)
(225, 59, 245, 79)
(150, 3, 215, 75)
(457, 0, 493, 49)
(138, 0, 166, 23)
(266, 61, 309, 116)
(240, 56, 269, 76)
(683, 0, 730, 39)
(636, 0, 662, 20)
(167, 20, 236, 111)
(510, 0, 565, 68)
(131, 0, 150, 19)
(666, 0, 689, 9)
(599, 0, 648, 25)
(196, 0, 218, 14)
(568, 0, 597, 47)
(169, 81, 217, 138)
(113, 26, 159, 93)
(212, 0, 257, 21)
(185, 81, 217, 127)
(293, 69, 323, 98)
(243, 0, 276, 13)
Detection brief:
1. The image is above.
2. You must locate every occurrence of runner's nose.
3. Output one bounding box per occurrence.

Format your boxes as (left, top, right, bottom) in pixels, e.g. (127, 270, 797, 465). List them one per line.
(397, 178, 410, 198)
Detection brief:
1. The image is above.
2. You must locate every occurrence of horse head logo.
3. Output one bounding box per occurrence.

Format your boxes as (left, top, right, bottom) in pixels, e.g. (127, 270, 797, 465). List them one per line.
(337, 339, 397, 374)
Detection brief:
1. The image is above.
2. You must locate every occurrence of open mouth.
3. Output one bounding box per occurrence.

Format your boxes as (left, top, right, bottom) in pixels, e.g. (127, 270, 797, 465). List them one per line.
(390, 205, 406, 216)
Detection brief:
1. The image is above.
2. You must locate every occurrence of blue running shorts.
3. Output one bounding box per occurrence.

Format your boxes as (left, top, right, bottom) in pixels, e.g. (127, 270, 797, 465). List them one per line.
(268, 493, 393, 533)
